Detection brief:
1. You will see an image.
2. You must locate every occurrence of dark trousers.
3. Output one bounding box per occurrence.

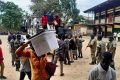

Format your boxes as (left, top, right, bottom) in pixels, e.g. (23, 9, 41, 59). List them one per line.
(118, 37, 120, 42)
(78, 47, 83, 58)
(20, 71, 31, 80)
(72, 50, 77, 60)
(15, 59, 20, 71)
(42, 25, 47, 29)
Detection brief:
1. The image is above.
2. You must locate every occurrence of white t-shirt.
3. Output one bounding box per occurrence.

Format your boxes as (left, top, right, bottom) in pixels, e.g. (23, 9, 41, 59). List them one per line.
(88, 63, 116, 80)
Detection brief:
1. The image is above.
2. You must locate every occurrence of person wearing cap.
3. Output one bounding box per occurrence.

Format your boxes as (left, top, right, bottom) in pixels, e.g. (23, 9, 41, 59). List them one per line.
(96, 35, 106, 64)
(107, 36, 116, 69)
(88, 52, 116, 80)
(87, 34, 97, 65)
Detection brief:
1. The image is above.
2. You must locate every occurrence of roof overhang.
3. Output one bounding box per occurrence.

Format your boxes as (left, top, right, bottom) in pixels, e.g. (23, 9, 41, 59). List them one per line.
(84, 0, 120, 13)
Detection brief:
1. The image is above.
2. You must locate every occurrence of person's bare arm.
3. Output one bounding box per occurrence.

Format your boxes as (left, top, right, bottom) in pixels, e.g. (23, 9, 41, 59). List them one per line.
(15, 42, 30, 57)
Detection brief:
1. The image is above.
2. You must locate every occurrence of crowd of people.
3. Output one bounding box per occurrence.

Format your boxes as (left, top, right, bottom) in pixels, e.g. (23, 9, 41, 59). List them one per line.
(0, 29, 118, 80)
(27, 12, 73, 37)
(0, 12, 118, 80)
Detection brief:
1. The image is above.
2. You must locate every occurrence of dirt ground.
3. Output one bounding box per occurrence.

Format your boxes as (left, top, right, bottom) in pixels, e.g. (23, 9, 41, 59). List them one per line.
(0, 35, 120, 80)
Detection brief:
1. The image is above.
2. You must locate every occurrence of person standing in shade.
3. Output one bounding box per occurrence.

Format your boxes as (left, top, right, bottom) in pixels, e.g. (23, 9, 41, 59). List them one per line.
(107, 36, 116, 69)
(88, 52, 116, 80)
(87, 34, 97, 65)
(0, 39, 7, 79)
(96, 35, 106, 64)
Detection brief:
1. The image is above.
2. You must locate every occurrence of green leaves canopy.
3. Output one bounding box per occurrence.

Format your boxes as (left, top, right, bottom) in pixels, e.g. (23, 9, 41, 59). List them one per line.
(0, 1, 23, 30)
(30, 0, 80, 21)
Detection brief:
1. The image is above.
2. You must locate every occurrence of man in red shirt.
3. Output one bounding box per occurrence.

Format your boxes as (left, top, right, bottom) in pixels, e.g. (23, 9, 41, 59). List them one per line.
(41, 12, 48, 29)
(0, 39, 7, 79)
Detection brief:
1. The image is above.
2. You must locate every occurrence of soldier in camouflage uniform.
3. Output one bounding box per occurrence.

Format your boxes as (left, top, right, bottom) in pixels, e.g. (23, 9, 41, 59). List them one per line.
(96, 35, 106, 64)
(14, 34, 22, 71)
(87, 35, 97, 65)
(107, 36, 116, 69)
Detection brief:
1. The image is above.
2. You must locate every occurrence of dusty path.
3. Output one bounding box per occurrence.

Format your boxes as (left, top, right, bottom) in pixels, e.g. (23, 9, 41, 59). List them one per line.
(0, 35, 120, 80)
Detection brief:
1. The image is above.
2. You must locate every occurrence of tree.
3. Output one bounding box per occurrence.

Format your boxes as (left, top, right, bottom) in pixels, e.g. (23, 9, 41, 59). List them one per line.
(0, 1, 23, 30)
(30, 0, 80, 21)
(30, 0, 61, 17)
(60, 0, 79, 21)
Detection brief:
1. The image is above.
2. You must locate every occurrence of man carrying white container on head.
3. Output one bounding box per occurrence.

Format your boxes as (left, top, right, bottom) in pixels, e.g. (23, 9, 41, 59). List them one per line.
(16, 30, 59, 80)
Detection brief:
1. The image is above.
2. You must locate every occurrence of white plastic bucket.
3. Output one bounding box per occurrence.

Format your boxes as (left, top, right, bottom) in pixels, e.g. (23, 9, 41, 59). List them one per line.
(30, 30, 59, 57)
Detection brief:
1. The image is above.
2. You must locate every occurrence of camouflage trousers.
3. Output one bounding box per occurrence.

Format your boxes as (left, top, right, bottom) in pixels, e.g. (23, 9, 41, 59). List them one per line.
(90, 49, 96, 63)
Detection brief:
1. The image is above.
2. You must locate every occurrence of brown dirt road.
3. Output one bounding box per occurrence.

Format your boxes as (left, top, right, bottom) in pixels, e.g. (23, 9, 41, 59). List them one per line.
(0, 35, 120, 80)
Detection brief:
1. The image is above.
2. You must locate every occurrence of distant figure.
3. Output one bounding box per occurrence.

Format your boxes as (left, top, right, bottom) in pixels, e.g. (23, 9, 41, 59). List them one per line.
(36, 22, 40, 33)
(93, 27, 97, 36)
(8, 32, 13, 43)
(88, 52, 116, 80)
(117, 32, 120, 41)
(0, 39, 7, 79)
(41, 12, 48, 29)
(66, 16, 73, 28)
(113, 32, 117, 40)
(54, 15, 62, 34)
(47, 13, 54, 29)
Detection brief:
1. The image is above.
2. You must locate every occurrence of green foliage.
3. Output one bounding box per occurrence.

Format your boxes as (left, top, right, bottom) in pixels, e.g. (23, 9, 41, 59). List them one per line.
(0, 1, 23, 30)
(30, 0, 79, 21)
(30, 0, 61, 17)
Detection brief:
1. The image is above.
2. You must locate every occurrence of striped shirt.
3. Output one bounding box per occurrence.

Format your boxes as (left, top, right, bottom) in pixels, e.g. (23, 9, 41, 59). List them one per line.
(88, 63, 116, 80)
